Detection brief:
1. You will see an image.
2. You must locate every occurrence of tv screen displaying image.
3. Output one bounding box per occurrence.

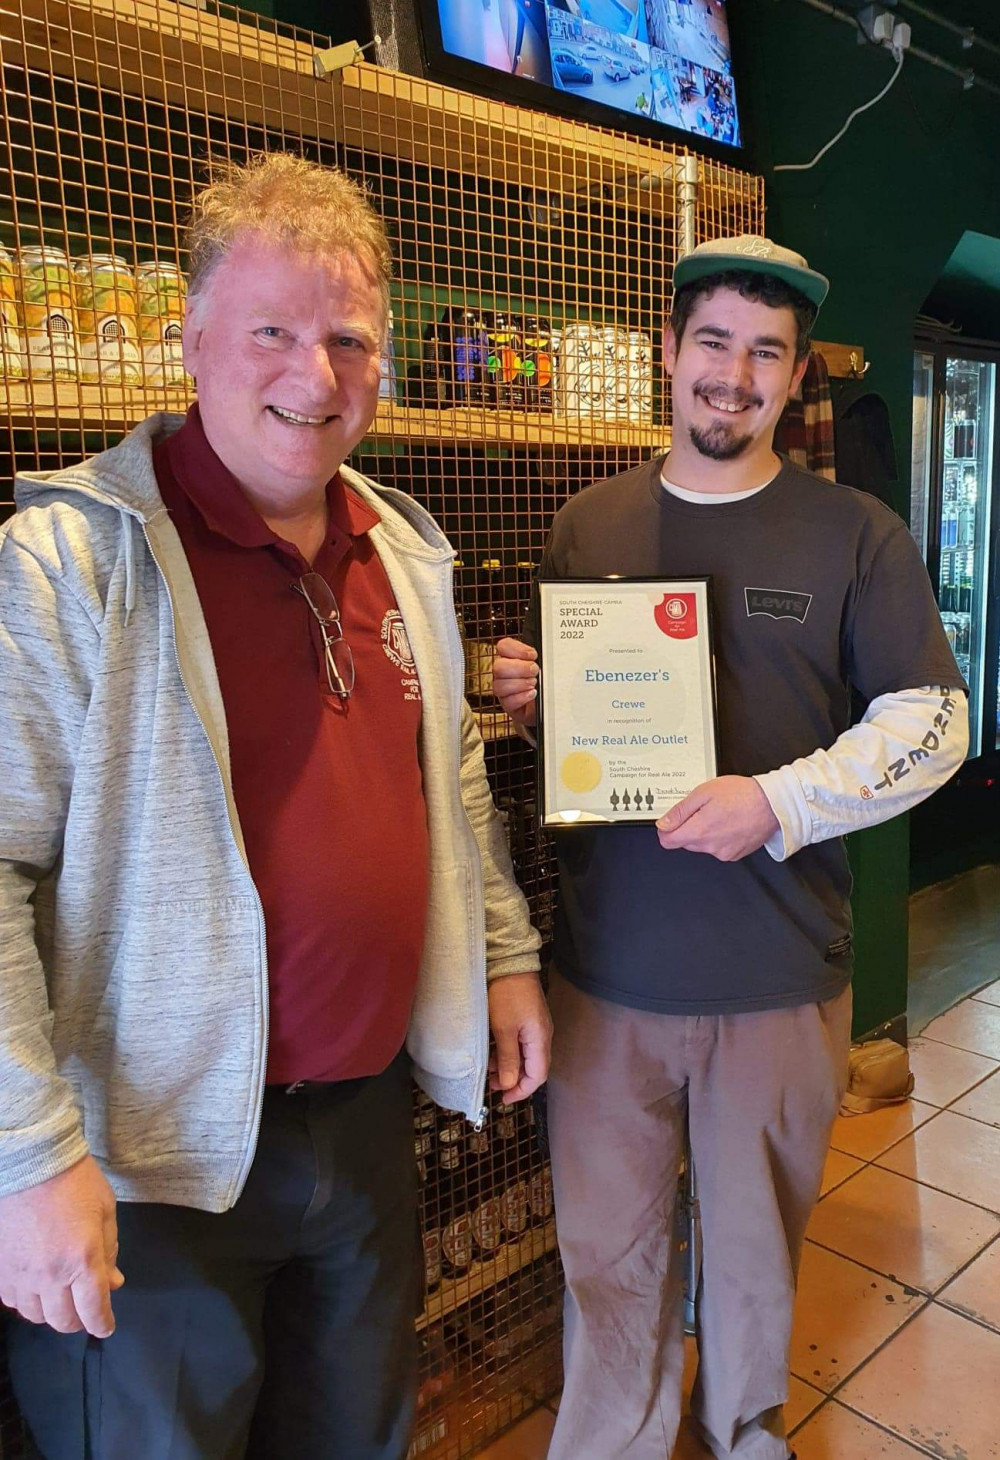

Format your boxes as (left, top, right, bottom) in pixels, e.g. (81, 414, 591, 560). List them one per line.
(430, 0, 741, 149)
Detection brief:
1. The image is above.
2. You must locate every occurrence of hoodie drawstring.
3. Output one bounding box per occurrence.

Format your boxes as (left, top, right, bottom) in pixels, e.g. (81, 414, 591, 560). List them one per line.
(122, 511, 137, 627)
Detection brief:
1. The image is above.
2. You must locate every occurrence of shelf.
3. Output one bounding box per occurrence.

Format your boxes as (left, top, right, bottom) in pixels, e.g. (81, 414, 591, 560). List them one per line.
(477, 710, 516, 743)
(1, 382, 670, 451)
(5, 0, 759, 222)
(417, 1218, 557, 1332)
(372, 403, 668, 450)
(1, 379, 192, 432)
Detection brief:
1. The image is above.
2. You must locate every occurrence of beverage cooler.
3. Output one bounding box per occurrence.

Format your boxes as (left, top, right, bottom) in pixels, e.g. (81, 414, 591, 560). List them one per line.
(911, 344, 1000, 762)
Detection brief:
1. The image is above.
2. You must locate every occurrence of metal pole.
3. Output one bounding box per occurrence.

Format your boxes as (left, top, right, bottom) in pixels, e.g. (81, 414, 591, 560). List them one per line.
(896, 1, 1000, 63)
(789, 0, 1000, 99)
(677, 153, 698, 258)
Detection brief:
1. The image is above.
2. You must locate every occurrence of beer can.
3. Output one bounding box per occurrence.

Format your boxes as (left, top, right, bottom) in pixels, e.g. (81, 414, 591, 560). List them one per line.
(626, 330, 654, 422)
(606, 325, 630, 421)
(72, 254, 143, 385)
(135, 260, 187, 385)
(0, 245, 24, 379)
(555, 322, 604, 418)
(557, 321, 631, 420)
(15, 245, 78, 380)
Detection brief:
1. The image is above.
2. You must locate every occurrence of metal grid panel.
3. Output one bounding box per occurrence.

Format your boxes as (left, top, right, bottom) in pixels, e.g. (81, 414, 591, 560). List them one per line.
(0, 4, 763, 1456)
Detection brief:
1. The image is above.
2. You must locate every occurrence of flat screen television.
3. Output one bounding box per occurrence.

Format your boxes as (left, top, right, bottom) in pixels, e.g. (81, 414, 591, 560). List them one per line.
(414, 0, 745, 157)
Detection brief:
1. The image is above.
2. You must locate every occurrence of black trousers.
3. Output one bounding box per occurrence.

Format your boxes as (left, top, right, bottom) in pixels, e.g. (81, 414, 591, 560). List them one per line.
(8, 1054, 420, 1460)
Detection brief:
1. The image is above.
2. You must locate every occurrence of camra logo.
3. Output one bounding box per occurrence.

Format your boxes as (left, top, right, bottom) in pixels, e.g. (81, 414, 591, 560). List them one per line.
(654, 592, 697, 640)
(745, 587, 813, 624)
(381, 610, 416, 671)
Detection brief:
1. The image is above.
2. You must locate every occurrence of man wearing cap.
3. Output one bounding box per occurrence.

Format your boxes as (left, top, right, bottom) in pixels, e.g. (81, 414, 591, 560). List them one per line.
(494, 237, 967, 1459)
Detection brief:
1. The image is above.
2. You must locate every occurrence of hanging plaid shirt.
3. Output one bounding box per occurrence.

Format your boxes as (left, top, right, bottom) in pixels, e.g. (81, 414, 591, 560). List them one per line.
(775, 349, 837, 481)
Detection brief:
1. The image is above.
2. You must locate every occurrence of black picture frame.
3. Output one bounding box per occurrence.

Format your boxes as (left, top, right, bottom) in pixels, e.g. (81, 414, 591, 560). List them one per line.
(535, 574, 721, 829)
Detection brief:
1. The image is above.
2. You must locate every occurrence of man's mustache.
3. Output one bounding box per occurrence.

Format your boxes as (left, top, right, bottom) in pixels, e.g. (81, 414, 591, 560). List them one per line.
(693, 382, 764, 410)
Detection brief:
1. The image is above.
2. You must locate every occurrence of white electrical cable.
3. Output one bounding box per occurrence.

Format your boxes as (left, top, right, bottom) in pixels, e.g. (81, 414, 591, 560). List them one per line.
(774, 49, 905, 172)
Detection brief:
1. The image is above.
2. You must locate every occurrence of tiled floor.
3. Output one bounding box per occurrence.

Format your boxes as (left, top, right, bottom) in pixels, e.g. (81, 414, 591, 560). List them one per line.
(478, 986, 1000, 1459)
(908, 864, 1000, 1032)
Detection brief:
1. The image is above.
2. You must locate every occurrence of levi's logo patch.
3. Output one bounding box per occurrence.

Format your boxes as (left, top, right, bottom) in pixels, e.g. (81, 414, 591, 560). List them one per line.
(745, 587, 813, 623)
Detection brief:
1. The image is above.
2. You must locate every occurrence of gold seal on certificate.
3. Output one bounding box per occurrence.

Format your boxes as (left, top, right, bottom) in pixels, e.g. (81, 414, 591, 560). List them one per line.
(537, 578, 718, 827)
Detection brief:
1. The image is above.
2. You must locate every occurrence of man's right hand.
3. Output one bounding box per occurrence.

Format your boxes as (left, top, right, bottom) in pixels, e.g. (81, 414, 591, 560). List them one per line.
(0, 1154, 123, 1338)
(493, 637, 539, 727)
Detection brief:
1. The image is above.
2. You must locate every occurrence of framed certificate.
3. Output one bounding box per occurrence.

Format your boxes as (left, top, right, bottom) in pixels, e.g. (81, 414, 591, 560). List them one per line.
(537, 578, 718, 827)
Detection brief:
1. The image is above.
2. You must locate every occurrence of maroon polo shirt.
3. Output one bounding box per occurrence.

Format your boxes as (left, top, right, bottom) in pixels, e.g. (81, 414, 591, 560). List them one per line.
(154, 406, 429, 1084)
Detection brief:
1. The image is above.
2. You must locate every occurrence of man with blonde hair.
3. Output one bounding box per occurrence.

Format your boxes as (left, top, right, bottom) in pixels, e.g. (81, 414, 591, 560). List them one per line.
(0, 153, 550, 1458)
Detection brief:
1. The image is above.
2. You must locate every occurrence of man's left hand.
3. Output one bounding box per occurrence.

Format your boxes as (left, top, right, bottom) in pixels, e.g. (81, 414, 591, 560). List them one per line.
(488, 972, 553, 1104)
(656, 776, 779, 862)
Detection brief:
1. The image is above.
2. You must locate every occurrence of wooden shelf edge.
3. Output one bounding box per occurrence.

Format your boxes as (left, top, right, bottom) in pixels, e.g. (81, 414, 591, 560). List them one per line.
(416, 1218, 557, 1332)
(1, 384, 670, 451)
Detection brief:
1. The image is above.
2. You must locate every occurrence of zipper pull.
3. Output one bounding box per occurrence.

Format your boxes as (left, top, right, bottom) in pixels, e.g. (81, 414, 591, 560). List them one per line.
(472, 1104, 489, 1133)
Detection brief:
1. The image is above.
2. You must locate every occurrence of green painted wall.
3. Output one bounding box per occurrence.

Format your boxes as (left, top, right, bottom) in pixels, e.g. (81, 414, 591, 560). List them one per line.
(738, 0, 1000, 1034)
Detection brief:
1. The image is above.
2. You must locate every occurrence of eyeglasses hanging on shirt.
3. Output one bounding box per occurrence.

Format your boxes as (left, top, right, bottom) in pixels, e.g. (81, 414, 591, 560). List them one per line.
(292, 572, 356, 700)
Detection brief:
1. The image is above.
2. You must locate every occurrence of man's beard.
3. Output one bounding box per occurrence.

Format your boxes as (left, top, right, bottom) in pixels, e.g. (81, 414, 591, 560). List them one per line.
(687, 382, 761, 461)
(688, 419, 753, 461)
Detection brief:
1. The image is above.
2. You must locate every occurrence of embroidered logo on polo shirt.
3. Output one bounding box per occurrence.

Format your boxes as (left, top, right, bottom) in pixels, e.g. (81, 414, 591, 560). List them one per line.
(744, 587, 813, 624)
(381, 610, 422, 702)
(381, 610, 416, 671)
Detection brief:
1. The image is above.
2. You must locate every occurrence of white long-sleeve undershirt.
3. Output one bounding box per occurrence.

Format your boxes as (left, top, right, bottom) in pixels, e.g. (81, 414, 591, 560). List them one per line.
(754, 685, 968, 861)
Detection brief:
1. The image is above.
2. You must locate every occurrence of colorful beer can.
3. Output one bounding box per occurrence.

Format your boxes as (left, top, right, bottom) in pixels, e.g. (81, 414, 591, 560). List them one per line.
(72, 254, 142, 385)
(135, 261, 187, 385)
(0, 245, 24, 379)
(15, 245, 78, 380)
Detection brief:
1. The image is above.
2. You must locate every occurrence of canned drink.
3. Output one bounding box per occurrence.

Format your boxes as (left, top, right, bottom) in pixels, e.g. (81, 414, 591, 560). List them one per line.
(72, 254, 143, 385)
(15, 245, 78, 380)
(0, 245, 24, 379)
(626, 330, 654, 422)
(555, 322, 603, 418)
(557, 322, 631, 420)
(135, 260, 187, 385)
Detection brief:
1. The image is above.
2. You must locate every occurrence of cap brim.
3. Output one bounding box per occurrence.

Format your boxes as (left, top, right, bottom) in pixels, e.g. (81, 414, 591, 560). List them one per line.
(673, 253, 829, 312)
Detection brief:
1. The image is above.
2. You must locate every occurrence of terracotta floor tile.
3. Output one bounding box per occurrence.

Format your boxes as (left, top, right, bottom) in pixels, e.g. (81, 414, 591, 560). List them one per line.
(877, 1107, 1000, 1213)
(786, 1375, 825, 1431)
(806, 1164, 1000, 1293)
(790, 1243, 925, 1392)
(476, 1406, 555, 1459)
(839, 1301, 1000, 1457)
(906, 1036, 998, 1107)
(791, 1401, 929, 1457)
(818, 1146, 864, 1196)
(921, 998, 1000, 1060)
(972, 979, 1000, 1007)
(828, 1100, 938, 1162)
(938, 1235, 1000, 1332)
(950, 1067, 1000, 1127)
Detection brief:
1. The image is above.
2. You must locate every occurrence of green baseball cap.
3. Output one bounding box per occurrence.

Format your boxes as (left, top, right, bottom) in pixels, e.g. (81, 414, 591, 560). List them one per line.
(673, 235, 830, 313)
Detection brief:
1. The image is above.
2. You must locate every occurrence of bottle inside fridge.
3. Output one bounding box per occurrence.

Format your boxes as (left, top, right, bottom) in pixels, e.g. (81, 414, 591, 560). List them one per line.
(936, 355, 996, 759)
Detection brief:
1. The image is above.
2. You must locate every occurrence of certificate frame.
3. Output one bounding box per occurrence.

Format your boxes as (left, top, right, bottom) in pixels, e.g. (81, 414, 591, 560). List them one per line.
(536, 577, 719, 829)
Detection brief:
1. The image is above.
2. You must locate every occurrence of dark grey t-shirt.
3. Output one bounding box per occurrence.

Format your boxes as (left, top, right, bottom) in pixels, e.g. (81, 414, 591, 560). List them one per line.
(523, 456, 962, 1015)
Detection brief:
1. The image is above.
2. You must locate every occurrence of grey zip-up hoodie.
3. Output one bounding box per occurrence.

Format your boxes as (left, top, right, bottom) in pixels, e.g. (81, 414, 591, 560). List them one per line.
(0, 414, 540, 1212)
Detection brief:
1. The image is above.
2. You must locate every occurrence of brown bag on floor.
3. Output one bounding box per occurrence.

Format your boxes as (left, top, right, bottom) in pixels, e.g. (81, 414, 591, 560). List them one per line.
(838, 1038, 914, 1116)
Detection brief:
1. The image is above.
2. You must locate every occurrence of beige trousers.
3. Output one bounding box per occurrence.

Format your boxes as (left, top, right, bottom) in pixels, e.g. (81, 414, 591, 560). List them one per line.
(546, 971, 852, 1460)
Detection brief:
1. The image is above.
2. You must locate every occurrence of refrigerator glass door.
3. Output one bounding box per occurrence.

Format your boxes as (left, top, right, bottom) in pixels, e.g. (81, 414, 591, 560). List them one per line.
(938, 355, 995, 760)
(910, 351, 935, 560)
